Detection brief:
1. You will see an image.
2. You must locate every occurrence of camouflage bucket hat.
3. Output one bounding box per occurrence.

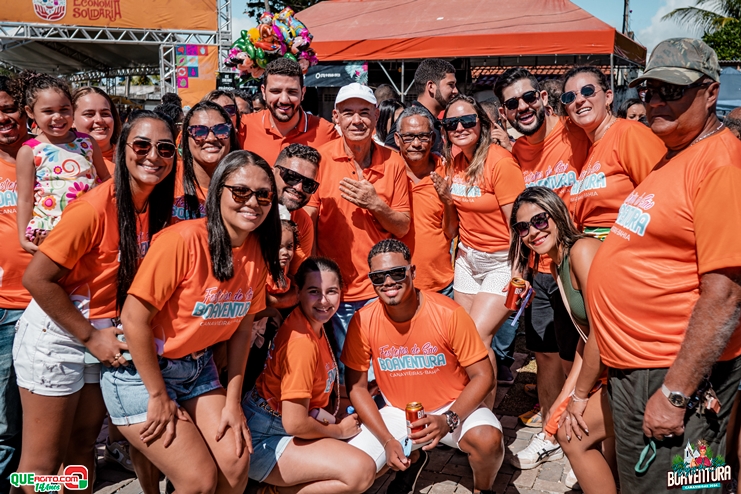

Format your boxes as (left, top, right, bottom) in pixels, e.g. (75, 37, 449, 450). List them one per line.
(629, 38, 720, 87)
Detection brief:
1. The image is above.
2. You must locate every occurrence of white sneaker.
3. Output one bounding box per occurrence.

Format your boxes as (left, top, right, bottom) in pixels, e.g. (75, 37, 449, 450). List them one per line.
(565, 469, 581, 490)
(510, 432, 563, 469)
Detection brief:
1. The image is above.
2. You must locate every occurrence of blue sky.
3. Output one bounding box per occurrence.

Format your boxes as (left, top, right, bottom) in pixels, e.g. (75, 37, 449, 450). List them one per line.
(231, 0, 699, 53)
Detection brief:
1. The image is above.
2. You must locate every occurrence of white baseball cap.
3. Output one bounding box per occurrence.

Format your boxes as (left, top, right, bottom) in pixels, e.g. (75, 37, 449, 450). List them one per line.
(335, 83, 377, 107)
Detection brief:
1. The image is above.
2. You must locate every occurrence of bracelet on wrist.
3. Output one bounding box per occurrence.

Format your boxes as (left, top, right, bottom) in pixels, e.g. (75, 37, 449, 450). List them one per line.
(382, 437, 394, 449)
(570, 390, 589, 402)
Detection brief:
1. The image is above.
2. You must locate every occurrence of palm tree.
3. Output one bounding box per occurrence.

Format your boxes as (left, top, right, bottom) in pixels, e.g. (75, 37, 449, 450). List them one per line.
(663, 0, 741, 34)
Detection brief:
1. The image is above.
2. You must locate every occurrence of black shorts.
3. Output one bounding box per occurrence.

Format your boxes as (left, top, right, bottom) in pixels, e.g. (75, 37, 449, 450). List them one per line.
(523, 272, 580, 361)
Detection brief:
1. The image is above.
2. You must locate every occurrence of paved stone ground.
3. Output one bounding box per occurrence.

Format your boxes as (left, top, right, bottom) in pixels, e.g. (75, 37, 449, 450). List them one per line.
(94, 352, 579, 494)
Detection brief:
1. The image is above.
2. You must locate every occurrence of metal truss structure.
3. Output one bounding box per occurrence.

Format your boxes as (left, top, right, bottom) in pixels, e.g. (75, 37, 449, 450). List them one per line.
(0, 0, 232, 98)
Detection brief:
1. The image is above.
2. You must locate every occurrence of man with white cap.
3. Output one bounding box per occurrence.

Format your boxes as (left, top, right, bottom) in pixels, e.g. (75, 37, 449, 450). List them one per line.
(582, 38, 741, 492)
(306, 83, 411, 374)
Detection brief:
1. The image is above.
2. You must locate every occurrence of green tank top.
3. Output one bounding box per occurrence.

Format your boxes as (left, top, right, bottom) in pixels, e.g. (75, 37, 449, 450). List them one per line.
(557, 254, 589, 328)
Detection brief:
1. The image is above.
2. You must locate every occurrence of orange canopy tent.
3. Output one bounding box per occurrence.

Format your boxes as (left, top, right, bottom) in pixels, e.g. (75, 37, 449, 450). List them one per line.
(296, 0, 645, 65)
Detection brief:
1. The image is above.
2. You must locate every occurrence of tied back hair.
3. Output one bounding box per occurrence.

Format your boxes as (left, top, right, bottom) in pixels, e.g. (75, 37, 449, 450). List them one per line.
(115, 110, 177, 312)
(443, 94, 493, 187)
(206, 150, 282, 283)
(181, 101, 241, 220)
(508, 186, 585, 276)
(9, 70, 72, 111)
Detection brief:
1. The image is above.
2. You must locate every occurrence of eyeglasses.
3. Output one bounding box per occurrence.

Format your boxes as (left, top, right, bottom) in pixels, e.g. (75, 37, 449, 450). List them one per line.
(560, 84, 600, 105)
(513, 212, 550, 238)
(397, 132, 433, 144)
(223, 185, 274, 206)
(126, 140, 177, 159)
(187, 123, 232, 143)
(275, 165, 320, 194)
(222, 104, 237, 116)
(643, 80, 712, 103)
(441, 114, 478, 132)
(503, 91, 539, 111)
(368, 266, 410, 286)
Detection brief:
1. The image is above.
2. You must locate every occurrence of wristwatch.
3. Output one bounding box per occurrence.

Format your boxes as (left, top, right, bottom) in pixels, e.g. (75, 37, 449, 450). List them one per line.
(661, 384, 691, 408)
(443, 410, 460, 433)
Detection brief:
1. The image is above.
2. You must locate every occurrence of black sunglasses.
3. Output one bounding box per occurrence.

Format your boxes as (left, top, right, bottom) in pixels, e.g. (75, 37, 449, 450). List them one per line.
(222, 104, 237, 116)
(397, 132, 434, 144)
(368, 266, 410, 286)
(223, 185, 274, 206)
(187, 123, 232, 143)
(275, 165, 319, 194)
(560, 84, 599, 105)
(513, 212, 550, 238)
(504, 91, 539, 111)
(127, 140, 176, 159)
(441, 114, 478, 132)
(643, 79, 712, 103)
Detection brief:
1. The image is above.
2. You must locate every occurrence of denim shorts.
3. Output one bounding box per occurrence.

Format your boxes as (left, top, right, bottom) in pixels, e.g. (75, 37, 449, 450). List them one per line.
(242, 391, 292, 482)
(101, 348, 222, 426)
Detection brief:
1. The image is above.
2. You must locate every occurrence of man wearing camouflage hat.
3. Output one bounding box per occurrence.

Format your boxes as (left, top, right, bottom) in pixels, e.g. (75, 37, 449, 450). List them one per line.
(576, 38, 741, 492)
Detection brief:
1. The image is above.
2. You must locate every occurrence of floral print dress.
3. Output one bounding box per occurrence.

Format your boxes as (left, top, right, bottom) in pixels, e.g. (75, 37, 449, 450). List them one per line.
(23, 132, 98, 235)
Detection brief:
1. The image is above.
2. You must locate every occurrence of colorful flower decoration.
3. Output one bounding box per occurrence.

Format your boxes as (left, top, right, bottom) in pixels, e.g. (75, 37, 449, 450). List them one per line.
(41, 196, 57, 210)
(66, 182, 90, 201)
(225, 7, 318, 82)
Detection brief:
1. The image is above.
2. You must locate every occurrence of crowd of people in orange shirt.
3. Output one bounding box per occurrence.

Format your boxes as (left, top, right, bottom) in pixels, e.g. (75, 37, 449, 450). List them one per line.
(0, 36, 740, 494)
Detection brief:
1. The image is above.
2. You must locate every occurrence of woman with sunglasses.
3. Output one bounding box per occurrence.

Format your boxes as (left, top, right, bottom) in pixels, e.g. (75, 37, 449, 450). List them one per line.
(561, 66, 665, 238)
(509, 186, 615, 494)
(13, 111, 176, 492)
(174, 100, 240, 222)
(244, 257, 376, 494)
(442, 94, 525, 403)
(204, 90, 239, 129)
(100, 150, 283, 494)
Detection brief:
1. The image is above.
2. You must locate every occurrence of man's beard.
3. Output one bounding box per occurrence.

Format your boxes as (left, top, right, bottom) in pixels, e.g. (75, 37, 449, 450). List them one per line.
(511, 106, 546, 136)
(279, 187, 308, 211)
(269, 102, 298, 123)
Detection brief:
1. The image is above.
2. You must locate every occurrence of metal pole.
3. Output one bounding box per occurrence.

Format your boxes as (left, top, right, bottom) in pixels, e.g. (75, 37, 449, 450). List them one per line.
(401, 60, 405, 103)
(622, 0, 630, 35)
(610, 53, 615, 95)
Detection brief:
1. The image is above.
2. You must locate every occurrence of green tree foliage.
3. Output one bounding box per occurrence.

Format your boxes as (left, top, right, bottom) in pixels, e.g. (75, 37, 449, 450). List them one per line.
(243, 0, 324, 20)
(703, 19, 741, 59)
(663, 0, 741, 34)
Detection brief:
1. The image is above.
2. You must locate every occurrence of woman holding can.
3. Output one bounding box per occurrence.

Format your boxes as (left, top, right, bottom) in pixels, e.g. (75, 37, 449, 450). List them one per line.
(443, 94, 525, 401)
(509, 186, 615, 494)
(100, 150, 282, 494)
(243, 257, 376, 494)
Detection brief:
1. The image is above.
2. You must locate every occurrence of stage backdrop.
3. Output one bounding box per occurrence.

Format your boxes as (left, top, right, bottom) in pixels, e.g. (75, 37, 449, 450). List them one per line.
(176, 44, 218, 107)
(0, 0, 217, 31)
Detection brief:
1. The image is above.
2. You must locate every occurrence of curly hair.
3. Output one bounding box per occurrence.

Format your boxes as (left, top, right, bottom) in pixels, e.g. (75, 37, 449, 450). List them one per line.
(10, 70, 72, 110)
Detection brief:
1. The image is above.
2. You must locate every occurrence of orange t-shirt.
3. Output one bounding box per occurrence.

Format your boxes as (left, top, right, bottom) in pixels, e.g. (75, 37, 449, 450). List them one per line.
(587, 129, 741, 369)
(40, 181, 150, 319)
(570, 119, 666, 229)
(308, 139, 411, 302)
(0, 158, 33, 309)
(239, 109, 339, 167)
(341, 291, 488, 410)
(450, 145, 525, 252)
(101, 146, 116, 176)
(172, 164, 208, 223)
(288, 207, 313, 276)
(266, 266, 292, 295)
(398, 157, 454, 291)
(513, 118, 589, 272)
(257, 308, 337, 413)
(128, 217, 267, 359)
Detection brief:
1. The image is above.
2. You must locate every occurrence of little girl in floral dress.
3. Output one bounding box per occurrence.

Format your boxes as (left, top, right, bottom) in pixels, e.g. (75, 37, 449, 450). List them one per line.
(13, 72, 110, 253)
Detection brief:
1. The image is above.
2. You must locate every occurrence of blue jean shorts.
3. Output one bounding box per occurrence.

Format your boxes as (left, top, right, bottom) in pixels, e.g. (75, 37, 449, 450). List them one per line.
(243, 391, 292, 482)
(101, 349, 222, 426)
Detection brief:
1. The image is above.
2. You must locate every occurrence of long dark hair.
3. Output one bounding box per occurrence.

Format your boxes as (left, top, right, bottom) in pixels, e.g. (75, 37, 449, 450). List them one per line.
(508, 186, 584, 275)
(181, 101, 241, 220)
(206, 150, 282, 283)
(443, 94, 493, 187)
(376, 99, 405, 143)
(115, 111, 177, 312)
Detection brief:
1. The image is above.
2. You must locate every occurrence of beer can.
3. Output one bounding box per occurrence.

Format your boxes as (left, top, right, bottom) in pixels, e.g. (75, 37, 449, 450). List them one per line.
(406, 402, 425, 434)
(504, 277, 527, 311)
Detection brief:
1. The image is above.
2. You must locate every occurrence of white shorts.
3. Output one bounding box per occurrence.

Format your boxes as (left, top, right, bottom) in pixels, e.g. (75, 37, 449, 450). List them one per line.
(453, 244, 511, 295)
(347, 401, 502, 472)
(13, 299, 114, 397)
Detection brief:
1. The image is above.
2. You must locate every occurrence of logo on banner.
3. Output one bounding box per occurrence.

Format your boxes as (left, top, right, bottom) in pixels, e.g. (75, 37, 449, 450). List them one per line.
(33, 0, 66, 21)
(667, 440, 731, 490)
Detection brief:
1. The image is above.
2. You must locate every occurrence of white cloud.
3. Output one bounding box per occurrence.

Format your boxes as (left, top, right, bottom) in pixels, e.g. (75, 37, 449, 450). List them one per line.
(637, 0, 699, 53)
(231, 12, 256, 40)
